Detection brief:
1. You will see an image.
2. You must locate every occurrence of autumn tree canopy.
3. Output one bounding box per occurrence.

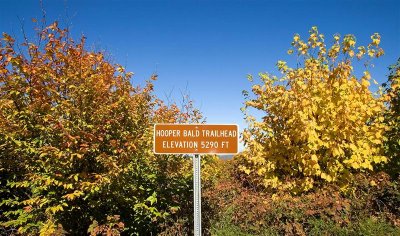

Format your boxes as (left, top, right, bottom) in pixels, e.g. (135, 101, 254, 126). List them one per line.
(237, 27, 388, 193)
(0, 21, 203, 235)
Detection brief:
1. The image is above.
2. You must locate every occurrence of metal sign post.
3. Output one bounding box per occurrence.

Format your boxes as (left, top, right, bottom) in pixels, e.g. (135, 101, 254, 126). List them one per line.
(193, 154, 201, 236)
(153, 124, 239, 236)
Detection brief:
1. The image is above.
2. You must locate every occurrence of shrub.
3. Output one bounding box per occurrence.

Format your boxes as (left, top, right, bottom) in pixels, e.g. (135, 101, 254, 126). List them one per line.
(206, 162, 399, 235)
(239, 27, 388, 193)
(0, 21, 203, 235)
(383, 58, 400, 178)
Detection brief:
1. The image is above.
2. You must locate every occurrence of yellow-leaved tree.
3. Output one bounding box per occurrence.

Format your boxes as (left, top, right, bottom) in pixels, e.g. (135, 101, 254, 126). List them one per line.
(237, 27, 388, 193)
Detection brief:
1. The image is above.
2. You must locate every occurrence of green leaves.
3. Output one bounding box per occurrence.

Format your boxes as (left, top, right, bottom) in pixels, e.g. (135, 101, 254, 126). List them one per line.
(146, 192, 158, 206)
(382, 58, 400, 178)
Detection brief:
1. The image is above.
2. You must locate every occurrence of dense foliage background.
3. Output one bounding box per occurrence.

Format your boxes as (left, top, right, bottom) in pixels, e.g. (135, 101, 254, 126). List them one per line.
(0, 21, 398, 235)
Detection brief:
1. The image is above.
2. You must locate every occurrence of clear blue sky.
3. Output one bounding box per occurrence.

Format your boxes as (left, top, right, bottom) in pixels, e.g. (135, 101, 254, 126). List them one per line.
(1, 0, 399, 143)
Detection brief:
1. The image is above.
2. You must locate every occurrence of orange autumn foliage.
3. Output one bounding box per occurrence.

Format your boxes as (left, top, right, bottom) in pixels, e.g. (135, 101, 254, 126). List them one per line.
(0, 21, 203, 235)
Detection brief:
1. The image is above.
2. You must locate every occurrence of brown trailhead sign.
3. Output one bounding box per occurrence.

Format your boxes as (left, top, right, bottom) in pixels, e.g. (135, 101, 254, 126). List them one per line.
(153, 124, 239, 154)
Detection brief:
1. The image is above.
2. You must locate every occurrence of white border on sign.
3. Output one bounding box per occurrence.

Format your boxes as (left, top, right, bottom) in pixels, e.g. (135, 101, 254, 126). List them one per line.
(153, 123, 240, 155)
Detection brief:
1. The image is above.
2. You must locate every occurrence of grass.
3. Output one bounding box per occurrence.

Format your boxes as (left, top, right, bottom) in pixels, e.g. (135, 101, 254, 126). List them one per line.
(210, 213, 400, 236)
